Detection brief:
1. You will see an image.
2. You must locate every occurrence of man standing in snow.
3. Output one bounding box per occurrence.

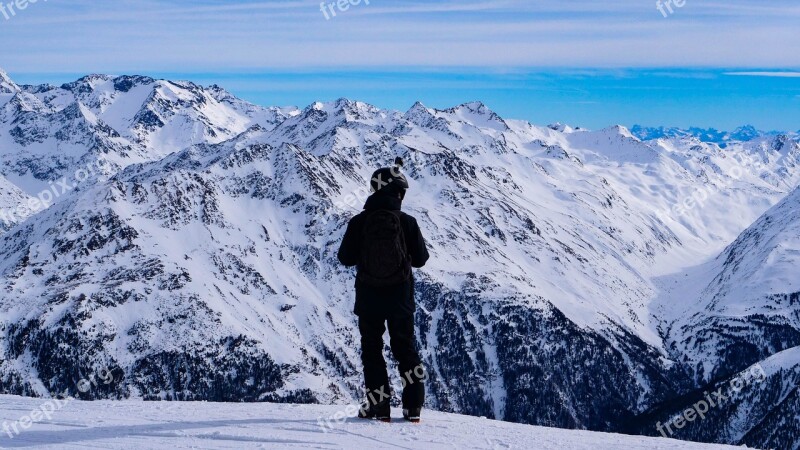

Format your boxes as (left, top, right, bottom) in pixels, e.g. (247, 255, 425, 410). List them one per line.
(337, 158, 430, 423)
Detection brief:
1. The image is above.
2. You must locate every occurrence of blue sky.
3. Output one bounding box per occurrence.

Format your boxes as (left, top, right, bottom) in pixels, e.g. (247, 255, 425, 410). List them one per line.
(1, 0, 799, 130)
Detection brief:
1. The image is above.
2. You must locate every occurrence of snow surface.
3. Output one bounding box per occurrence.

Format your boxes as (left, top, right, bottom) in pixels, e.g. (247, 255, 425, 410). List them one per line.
(0, 395, 736, 450)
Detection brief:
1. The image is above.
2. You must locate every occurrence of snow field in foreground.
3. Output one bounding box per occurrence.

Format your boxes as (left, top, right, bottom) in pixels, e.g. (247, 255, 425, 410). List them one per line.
(0, 395, 740, 449)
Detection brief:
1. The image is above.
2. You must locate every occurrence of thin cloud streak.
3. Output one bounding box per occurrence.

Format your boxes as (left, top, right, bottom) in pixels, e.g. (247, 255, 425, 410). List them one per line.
(726, 72, 800, 78)
(1, 0, 799, 72)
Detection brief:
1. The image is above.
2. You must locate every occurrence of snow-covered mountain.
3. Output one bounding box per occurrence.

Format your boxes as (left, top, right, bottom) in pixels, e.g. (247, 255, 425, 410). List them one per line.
(0, 69, 798, 449)
(0, 72, 298, 195)
(654, 182, 800, 377)
(628, 185, 800, 449)
(630, 124, 794, 147)
(686, 184, 800, 366)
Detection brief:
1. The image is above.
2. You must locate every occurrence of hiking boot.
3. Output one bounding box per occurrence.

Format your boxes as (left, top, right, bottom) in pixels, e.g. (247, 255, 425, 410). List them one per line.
(358, 398, 391, 422)
(403, 407, 421, 423)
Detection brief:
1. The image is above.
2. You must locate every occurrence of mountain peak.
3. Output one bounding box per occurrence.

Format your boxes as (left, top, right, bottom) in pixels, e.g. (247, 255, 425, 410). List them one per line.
(0, 68, 20, 94)
(610, 124, 635, 139)
(297, 98, 382, 125)
(60, 74, 115, 92)
(445, 101, 496, 117)
(442, 101, 509, 131)
(548, 122, 576, 133)
(112, 75, 156, 93)
(405, 101, 431, 115)
(334, 97, 352, 108)
(455, 100, 488, 112)
(761, 133, 800, 153)
(583, 124, 636, 140)
(402, 101, 439, 127)
(3, 91, 47, 114)
(729, 125, 764, 142)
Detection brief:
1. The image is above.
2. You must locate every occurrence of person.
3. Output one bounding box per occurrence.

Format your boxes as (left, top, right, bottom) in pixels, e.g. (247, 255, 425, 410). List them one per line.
(337, 157, 430, 423)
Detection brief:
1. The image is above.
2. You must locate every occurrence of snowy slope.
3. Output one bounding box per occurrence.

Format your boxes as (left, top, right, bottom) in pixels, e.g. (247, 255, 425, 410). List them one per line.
(0, 395, 739, 450)
(0, 69, 799, 449)
(660, 186, 800, 383)
(0, 176, 32, 232)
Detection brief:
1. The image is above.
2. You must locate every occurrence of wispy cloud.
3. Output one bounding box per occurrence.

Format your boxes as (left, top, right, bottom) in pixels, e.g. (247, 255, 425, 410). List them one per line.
(726, 72, 800, 78)
(1, 0, 799, 73)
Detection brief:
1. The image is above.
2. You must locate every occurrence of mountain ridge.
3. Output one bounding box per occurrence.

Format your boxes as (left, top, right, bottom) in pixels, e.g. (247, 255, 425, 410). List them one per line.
(1, 69, 799, 449)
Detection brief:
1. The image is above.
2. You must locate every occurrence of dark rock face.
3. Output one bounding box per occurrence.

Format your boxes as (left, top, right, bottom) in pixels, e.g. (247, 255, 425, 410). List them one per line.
(415, 276, 689, 432)
(680, 314, 800, 383)
(5, 315, 129, 400)
(131, 336, 287, 402)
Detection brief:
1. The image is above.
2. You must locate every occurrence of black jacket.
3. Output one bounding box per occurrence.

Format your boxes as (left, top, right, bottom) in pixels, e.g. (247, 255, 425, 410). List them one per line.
(338, 192, 430, 317)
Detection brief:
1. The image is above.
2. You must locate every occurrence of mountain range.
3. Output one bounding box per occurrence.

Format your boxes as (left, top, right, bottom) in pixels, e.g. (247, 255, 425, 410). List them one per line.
(0, 68, 798, 449)
(629, 124, 798, 147)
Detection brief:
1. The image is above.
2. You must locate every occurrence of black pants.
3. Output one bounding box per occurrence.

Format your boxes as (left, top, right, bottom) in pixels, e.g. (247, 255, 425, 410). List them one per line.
(358, 314, 425, 409)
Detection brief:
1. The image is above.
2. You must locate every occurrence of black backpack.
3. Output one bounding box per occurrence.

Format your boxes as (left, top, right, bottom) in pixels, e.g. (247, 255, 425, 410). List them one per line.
(357, 210, 412, 287)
